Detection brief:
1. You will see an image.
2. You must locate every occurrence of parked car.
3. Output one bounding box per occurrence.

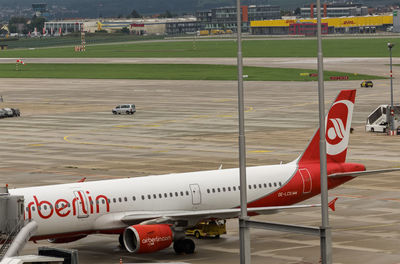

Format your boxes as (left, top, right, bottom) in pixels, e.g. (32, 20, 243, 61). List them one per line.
(2, 108, 14, 117)
(0, 109, 7, 118)
(11, 108, 20, 117)
(112, 104, 136, 115)
(361, 80, 373, 88)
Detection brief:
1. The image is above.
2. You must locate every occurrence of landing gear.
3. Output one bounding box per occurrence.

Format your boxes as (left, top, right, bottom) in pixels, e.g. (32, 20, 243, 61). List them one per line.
(173, 239, 195, 254)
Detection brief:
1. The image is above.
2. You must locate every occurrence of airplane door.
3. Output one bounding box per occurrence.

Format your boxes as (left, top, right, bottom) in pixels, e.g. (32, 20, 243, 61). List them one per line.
(73, 190, 89, 218)
(299, 169, 312, 194)
(189, 184, 201, 205)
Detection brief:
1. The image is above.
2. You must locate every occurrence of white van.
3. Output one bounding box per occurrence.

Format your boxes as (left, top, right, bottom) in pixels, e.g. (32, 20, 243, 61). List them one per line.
(112, 104, 136, 115)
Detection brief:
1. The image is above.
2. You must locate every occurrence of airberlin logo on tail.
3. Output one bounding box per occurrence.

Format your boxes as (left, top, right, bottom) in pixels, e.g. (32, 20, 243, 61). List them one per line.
(327, 118, 346, 141)
(325, 100, 353, 156)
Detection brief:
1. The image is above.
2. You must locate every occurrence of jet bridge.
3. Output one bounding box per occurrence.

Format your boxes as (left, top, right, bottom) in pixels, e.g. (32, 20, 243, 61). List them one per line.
(0, 186, 26, 260)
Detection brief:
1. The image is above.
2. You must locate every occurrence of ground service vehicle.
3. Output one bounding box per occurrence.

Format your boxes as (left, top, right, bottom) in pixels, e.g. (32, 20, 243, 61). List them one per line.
(112, 104, 136, 115)
(186, 220, 226, 239)
(365, 104, 400, 133)
(7, 90, 400, 256)
(361, 81, 373, 88)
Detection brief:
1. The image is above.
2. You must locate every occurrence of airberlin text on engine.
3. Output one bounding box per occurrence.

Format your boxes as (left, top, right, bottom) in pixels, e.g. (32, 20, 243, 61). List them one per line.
(26, 191, 110, 220)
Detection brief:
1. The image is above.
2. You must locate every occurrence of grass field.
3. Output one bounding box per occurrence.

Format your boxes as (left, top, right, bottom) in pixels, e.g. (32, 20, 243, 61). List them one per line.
(0, 63, 382, 81)
(0, 34, 163, 49)
(1, 38, 400, 58)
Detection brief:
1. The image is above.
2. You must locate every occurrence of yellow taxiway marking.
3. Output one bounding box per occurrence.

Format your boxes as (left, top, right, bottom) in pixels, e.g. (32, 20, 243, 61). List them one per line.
(248, 150, 273, 153)
(213, 98, 235, 103)
(28, 144, 44, 147)
(217, 115, 233, 118)
(245, 106, 255, 112)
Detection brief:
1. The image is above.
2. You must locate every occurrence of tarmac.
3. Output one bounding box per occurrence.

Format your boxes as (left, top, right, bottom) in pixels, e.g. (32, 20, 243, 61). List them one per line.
(0, 57, 399, 264)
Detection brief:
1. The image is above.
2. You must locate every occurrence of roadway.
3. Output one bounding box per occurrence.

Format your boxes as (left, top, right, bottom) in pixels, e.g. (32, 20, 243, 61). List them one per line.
(0, 57, 399, 263)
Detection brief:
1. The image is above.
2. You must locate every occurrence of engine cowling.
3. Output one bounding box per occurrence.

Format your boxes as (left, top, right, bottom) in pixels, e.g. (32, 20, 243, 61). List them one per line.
(123, 224, 173, 253)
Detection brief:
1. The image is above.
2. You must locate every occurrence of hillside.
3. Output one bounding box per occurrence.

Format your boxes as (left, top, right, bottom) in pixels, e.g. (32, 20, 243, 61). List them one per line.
(0, 0, 398, 18)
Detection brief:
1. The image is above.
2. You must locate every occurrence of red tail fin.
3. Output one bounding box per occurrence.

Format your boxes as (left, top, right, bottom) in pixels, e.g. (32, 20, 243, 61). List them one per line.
(299, 90, 356, 164)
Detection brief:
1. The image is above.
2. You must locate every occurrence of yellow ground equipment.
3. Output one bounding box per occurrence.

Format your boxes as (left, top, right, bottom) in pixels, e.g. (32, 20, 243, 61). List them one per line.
(186, 220, 226, 239)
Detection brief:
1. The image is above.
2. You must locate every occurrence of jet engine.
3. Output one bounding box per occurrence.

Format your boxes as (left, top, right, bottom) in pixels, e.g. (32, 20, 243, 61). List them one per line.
(123, 224, 173, 253)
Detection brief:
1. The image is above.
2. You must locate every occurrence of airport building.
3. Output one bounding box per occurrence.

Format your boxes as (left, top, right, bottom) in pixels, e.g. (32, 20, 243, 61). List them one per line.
(251, 15, 393, 35)
(44, 20, 98, 34)
(196, 5, 281, 32)
(300, 3, 369, 18)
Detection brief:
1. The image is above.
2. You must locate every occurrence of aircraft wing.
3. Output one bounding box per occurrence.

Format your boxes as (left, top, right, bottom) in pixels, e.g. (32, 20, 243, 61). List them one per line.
(120, 203, 321, 226)
(329, 168, 400, 178)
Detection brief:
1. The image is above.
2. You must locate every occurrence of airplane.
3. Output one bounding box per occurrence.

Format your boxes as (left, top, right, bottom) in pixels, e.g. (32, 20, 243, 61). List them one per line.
(7, 89, 399, 254)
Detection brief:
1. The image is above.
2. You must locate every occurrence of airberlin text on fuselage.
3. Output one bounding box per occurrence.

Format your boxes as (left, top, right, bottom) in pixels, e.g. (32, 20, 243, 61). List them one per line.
(26, 191, 110, 220)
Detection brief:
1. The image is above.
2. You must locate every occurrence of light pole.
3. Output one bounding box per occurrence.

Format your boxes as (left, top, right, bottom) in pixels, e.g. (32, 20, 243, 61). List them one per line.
(236, 0, 251, 263)
(388, 42, 395, 134)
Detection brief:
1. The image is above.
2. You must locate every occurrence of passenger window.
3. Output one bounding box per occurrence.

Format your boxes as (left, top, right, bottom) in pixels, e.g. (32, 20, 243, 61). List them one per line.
(175, 192, 178, 197)
(228, 187, 231, 191)
(233, 186, 236, 191)
(113, 198, 116, 203)
(44, 205, 47, 210)
(279, 182, 282, 186)
(132, 196, 136, 201)
(253, 184, 257, 189)
(118, 198, 122, 202)
(170, 192, 173, 197)
(217, 188, 221, 192)
(248, 185, 251, 189)
(258, 184, 262, 188)
(274, 183, 277, 187)
(212, 188, 215, 193)
(141, 195, 145, 200)
(124, 197, 127, 202)
(159, 194, 162, 198)
(180, 191, 184, 196)
(147, 195, 151, 199)
(164, 193, 168, 198)
(222, 187, 226, 192)
(207, 189, 210, 193)
(102, 200, 105, 204)
(263, 183, 267, 188)
(186, 191, 189, 195)
(269, 183, 272, 187)
(32, 206, 35, 211)
(153, 194, 157, 199)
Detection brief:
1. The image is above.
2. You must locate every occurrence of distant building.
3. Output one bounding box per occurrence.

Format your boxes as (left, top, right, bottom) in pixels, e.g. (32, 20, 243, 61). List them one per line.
(251, 15, 393, 35)
(165, 20, 199, 35)
(196, 5, 281, 32)
(393, 10, 400, 33)
(45, 20, 98, 34)
(300, 3, 368, 18)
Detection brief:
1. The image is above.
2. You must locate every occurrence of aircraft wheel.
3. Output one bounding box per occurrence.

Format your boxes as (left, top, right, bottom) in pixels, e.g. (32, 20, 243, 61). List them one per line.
(182, 239, 195, 254)
(173, 240, 184, 254)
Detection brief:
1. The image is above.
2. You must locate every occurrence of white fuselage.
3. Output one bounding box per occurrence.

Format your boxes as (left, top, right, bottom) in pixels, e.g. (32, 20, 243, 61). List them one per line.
(9, 162, 297, 238)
